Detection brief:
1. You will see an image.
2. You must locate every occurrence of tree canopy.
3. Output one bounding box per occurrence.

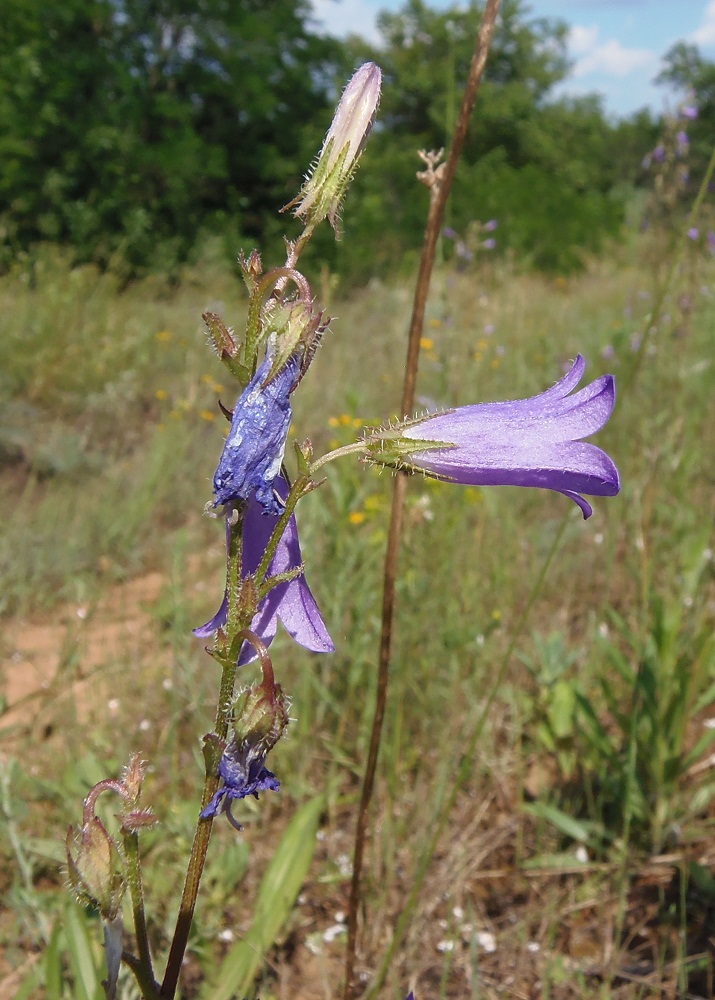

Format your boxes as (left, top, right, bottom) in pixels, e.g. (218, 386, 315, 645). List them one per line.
(0, 0, 667, 277)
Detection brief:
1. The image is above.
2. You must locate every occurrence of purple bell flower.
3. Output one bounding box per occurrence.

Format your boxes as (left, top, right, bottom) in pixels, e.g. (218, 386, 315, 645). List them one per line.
(195, 476, 334, 664)
(399, 355, 619, 519)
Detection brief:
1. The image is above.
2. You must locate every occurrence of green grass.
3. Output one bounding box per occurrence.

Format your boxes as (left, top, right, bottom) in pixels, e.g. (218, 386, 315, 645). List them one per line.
(1, 239, 714, 998)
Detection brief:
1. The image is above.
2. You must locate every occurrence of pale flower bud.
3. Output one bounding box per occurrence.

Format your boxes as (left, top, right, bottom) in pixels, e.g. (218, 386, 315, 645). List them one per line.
(65, 818, 126, 921)
(284, 62, 381, 235)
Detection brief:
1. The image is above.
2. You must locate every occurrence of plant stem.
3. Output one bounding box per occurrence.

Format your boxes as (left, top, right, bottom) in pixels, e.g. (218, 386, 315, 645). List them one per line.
(123, 831, 159, 998)
(343, 2, 502, 995)
(161, 522, 244, 998)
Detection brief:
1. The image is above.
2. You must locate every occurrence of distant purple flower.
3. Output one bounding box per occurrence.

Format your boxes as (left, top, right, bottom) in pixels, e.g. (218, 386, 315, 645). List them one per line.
(200, 738, 281, 830)
(456, 239, 473, 261)
(688, 226, 699, 240)
(400, 356, 619, 519)
(680, 103, 698, 120)
(707, 231, 715, 253)
(483, 219, 498, 232)
(195, 476, 334, 665)
(482, 238, 496, 250)
(676, 130, 689, 152)
(653, 144, 666, 163)
(601, 344, 615, 360)
(442, 226, 458, 239)
(641, 153, 652, 170)
(213, 352, 300, 515)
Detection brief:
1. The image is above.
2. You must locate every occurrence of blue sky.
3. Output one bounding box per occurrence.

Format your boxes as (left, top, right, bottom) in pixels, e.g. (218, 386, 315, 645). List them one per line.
(310, 0, 715, 118)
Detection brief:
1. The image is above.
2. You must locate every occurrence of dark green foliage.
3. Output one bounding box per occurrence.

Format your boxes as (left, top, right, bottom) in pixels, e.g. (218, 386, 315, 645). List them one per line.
(0, 0, 338, 273)
(331, 0, 653, 278)
(0, 0, 660, 278)
(659, 42, 715, 184)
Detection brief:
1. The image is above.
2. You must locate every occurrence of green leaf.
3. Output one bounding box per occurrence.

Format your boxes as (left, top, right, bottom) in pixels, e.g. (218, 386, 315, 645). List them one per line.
(548, 679, 576, 739)
(202, 795, 325, 1000)
(14, 962, 44, 1000)
(45, 920, 63, 1000)
(523, 801, 594, 843)
(521, 851, 590, 871)
(64, 903, 103, 1000)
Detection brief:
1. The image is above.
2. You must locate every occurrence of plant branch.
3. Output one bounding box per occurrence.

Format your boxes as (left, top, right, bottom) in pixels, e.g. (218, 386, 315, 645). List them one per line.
(161, 520, 245, 998)
(343, 2, 502, 995)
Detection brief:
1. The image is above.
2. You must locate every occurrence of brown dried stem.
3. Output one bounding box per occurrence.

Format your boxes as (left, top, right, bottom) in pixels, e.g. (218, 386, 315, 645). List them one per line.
(343, 1, 503, 995)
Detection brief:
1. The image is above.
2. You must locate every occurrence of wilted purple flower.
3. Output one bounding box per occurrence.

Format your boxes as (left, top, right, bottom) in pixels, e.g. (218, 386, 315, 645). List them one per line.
(200, 739, 281, 829)
(483, 219, 498, 232)
(202, 645, 290, 828)
(213, 352, 300, 515)
(195, 476, 334, 665)
(375, 356, 619, 519)
(688, 226, 699, 240)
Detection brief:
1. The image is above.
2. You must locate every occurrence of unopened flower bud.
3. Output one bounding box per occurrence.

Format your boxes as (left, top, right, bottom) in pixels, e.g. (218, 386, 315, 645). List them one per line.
(66, 818, 126, 921)
(284, 62, 381, 235)
(232, 663, 290, 753)
(263, 298, 327, 383)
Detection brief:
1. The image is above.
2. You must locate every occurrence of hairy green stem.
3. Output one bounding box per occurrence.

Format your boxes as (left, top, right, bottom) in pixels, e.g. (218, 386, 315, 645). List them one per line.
(123, 831, 159, 998)
(161, 519, 245, 998)
(343, 2, 503, 996)
(309, 440, 368, 473)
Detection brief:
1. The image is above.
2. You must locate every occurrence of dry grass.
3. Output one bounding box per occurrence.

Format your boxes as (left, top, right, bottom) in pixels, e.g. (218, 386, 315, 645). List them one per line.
(1, 242, 714, 998)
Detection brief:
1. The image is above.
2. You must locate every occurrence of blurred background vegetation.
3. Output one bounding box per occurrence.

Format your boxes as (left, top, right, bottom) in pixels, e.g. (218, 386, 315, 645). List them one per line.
(2, 0, 713, 283)
(2, 1, 715, 997)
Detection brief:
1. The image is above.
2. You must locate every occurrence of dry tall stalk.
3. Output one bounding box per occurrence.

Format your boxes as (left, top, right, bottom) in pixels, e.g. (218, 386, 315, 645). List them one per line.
(343, 2, 503, 995)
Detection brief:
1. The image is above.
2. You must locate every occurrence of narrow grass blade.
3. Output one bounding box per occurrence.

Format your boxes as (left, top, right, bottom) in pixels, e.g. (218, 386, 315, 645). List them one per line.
(202, 794, 325, 1000)
(64, 903, 103, 1000)
(14, 962, 44, 1000)
(523, 801, 594, 843)
(45, 920, 63, 1000)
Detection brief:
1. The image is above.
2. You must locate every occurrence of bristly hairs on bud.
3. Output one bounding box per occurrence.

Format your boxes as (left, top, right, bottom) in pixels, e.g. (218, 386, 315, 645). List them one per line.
(283, 62, 381, 237)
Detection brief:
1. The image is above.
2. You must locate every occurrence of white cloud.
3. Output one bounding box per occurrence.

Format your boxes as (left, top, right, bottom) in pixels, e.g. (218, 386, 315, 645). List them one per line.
(567, 24, 657, 78)
(690, 0, 715, 46)
(310, 0, 381, 44)
(569, 24, 600, 55)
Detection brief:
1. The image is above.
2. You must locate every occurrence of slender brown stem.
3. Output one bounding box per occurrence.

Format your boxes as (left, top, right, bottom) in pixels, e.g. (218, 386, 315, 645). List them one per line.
(343, 2, 502, 996)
